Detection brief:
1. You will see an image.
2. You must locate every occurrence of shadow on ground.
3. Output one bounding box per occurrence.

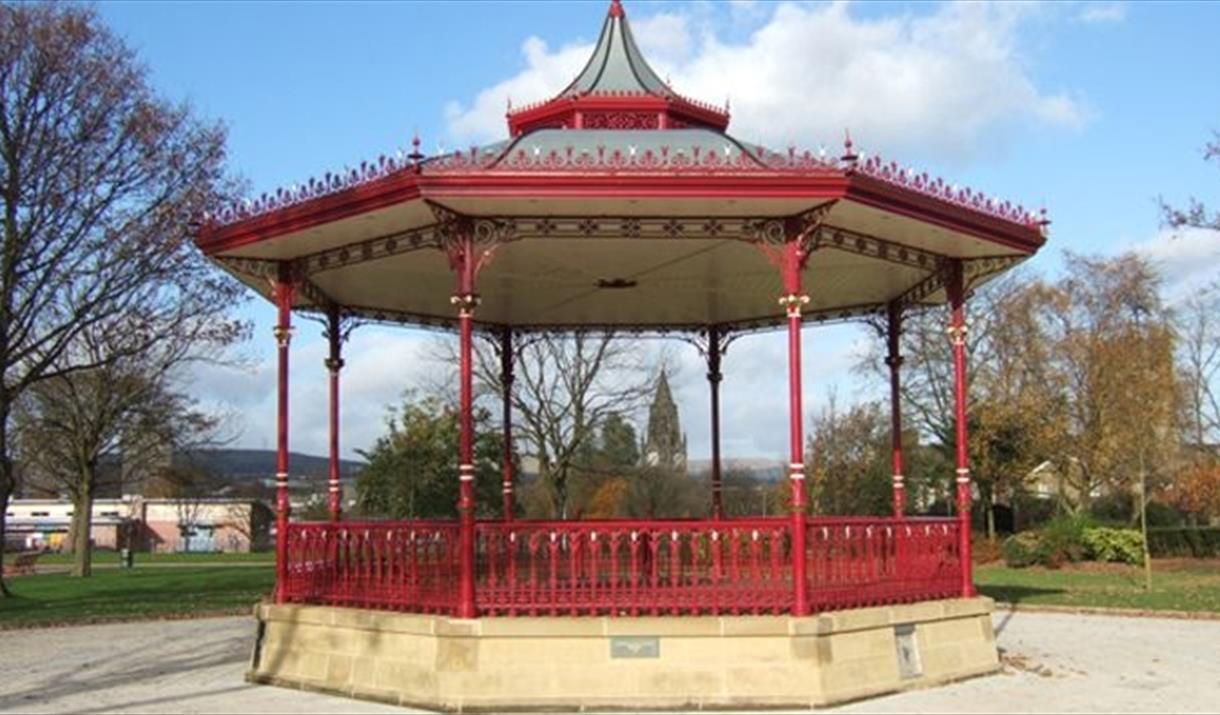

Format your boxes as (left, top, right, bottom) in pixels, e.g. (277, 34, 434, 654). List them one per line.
(0, 627, 249, 713)
(979, 585, 1064, 636)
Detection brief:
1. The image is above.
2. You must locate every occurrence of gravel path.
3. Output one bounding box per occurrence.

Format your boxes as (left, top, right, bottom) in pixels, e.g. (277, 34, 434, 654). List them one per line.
(1, 609, 1217, 714)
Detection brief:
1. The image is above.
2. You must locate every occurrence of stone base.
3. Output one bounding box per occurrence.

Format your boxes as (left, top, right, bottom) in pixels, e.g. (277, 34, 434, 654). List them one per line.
(249, 598, 999, 712)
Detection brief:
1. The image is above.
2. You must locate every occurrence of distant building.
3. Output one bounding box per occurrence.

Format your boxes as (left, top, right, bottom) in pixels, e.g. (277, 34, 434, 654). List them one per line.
(4, 497, 271, 553)
(641, 370, 687, 473)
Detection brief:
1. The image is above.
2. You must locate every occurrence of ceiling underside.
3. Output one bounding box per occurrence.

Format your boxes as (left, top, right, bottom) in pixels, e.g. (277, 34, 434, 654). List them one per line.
(215, 194, 1031, 333)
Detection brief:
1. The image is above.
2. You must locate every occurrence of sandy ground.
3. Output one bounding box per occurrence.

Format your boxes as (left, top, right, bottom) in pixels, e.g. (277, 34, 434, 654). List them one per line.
(1, 609, 1218, 714)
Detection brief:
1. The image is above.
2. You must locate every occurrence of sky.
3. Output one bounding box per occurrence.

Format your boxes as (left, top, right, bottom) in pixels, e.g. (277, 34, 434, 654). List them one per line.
(97, 0, 1220, 463)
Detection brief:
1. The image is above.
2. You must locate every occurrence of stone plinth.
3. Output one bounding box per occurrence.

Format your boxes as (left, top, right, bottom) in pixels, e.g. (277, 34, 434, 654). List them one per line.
(249, 598, 998, 712)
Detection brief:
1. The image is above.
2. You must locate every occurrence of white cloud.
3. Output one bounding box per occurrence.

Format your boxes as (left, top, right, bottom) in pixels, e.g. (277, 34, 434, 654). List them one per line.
(202, 327, 440, 459)
(444, 2, 1087, 162)
(1130, 226, 1220, 300)
(1076, 2, 1127, 24)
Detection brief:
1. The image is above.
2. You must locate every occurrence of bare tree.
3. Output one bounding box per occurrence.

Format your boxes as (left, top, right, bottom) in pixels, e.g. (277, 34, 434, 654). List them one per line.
(464, 332, 653, 519)
(15, 335, 229, 575)
(0, 5, 237, 592)
(1162, 131, 1220, 232)
(1177, 284, 1220, 450)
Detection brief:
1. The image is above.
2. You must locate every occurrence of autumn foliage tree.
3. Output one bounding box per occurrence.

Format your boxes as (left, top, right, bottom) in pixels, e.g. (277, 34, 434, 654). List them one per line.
(0, 4, 238, 592)
(862, 253, 1184, 533)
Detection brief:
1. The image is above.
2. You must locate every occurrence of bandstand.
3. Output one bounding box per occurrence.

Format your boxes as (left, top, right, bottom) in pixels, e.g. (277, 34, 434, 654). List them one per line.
(194, 1, 1047, 710)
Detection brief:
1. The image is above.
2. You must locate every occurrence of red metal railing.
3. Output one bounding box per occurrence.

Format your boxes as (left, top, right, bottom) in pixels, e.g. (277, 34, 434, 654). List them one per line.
(476, 518, 791, 616)
(282, 520, 461, 614)
(281, 516, 960, 617)
(806, 518, 961, 611)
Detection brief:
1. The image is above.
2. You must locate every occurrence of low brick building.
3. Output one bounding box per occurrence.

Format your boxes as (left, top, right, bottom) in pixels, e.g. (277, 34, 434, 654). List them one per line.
(5, 497, 271, 553)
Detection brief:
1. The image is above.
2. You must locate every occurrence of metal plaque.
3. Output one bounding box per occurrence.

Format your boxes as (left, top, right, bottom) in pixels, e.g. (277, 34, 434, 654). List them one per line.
(610, 636, 660, 659)
(894, 624, 923, 679)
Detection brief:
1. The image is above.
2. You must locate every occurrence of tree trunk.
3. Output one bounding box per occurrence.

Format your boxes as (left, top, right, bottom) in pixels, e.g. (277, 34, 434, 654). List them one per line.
(0, 414, 13, 598)
(983, 483, 996, 540)
(0, 490, 10, 597)
(70, 472, 94, 578)
(1139, 451, 1152, 592)
(554, 468, 569, 520)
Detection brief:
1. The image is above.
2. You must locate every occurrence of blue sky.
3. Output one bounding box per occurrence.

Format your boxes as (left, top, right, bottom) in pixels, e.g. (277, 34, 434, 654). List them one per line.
(98, 1, 1220, 461)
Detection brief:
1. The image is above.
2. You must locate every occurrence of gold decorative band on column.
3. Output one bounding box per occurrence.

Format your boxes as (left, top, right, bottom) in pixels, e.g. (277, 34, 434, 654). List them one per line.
(450, 293, 481, 316)
(892, 474, 905, 485)
(324, 357, 345, 372)
(328, 485, 340, 492)
(501, 481, 513, 494)
(777, 293, 810, 318)
(273, 325, 294, 347)
(459, 463, 476, 482)
(946, 324, 968, 346)
(884, 355, 904, 368)
(275, 471, 288, 483)
(788, 464, 805, 481)
(956, 467, 971, 483)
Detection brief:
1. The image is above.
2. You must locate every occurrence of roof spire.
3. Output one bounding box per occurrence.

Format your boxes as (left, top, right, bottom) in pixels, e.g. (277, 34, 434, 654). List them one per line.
(559, 0, 668, 98)
(840, 128, 859, 167)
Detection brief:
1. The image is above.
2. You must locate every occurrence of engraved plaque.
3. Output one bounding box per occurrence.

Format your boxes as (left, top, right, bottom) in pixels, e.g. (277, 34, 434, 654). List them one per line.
(894, 624, 922, 679)
(610, 636, 660, 659)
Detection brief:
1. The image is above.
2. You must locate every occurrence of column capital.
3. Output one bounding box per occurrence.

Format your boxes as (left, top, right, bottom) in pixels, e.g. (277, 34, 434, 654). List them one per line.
(777, 293, 810, 318)
(451, 293, 480, 315)
(273, 325, 293, 347)
(946, 323, 968, 347)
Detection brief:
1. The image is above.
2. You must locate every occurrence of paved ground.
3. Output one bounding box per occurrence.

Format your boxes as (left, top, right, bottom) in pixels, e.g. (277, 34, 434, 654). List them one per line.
(1, 609, 1217, 714)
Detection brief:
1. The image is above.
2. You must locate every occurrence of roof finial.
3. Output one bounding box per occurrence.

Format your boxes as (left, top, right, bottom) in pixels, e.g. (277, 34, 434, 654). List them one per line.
(609, 0, 624, 19)
(840, 128, 859, 168)
(408, 130, 424, 172)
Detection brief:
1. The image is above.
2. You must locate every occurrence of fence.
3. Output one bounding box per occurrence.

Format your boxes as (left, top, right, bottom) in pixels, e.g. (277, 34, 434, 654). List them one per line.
(281, 516, 961, 617)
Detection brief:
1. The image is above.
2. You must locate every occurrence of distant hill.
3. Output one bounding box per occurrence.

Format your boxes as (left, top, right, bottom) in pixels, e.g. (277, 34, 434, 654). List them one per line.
(180, 448, 365, 480)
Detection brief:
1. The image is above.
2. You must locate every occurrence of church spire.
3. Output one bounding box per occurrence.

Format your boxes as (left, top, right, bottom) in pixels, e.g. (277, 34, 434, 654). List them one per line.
(642, 368, 687, 474)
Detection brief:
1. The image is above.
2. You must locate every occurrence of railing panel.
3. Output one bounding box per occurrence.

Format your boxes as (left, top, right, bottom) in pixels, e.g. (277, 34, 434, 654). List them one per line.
(281, 516, 962, 617)
(282, 521, 461, 615)
(475, 519, 792, 617)
(806, 517, 960, 611)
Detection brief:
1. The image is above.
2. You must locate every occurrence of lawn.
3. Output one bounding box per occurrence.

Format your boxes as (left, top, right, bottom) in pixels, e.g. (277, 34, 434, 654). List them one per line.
(3, 557, 1217, 628)
(31, 550, 275, 566)
(976, 560, 1220, 613)
(0, 566, 274, 627)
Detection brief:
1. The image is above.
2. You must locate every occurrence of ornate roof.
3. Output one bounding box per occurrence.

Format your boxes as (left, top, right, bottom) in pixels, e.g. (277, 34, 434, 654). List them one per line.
(192, 0, 1049, 336)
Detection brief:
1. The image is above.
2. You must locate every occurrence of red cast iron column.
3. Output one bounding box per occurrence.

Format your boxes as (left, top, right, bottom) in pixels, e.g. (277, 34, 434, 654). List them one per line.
(707, 326, 724, 521)
(946, 260, 976, 597)
(326, 304, 344, 523)
(500, 328, 515, 522)
(779, 239, 810, 617)
(273, 267, 296, 604)
(886, 302, 906, 517)
(453, 231, 479, 618)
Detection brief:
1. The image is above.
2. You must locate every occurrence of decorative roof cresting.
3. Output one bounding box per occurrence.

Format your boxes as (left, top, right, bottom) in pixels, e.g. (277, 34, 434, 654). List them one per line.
(200, 0, 1047, 237)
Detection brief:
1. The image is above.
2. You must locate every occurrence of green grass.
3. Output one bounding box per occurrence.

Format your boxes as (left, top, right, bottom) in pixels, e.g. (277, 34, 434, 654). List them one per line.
(30, 550, 275, 566)
(0, 566, 274, 627)
(977, 561, 1220, 613)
